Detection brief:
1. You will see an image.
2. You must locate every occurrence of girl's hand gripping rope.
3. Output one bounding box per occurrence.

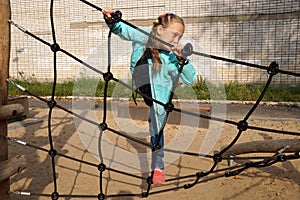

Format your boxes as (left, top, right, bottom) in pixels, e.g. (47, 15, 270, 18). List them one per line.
(102, 8, 122, 23)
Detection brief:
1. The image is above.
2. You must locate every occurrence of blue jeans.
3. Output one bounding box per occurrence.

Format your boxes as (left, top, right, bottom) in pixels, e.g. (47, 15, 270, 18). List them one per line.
(148, 106, 164, 170)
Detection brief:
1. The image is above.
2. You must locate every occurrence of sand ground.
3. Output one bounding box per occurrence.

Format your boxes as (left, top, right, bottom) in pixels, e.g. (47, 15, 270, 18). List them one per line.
(7, 99, 300, 200)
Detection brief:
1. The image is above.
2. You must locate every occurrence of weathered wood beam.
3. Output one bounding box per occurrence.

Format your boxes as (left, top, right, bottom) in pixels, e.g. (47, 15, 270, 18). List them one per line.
(0, 103, 24, 121)
(223, 139, 300, 157)
(0, 155, 27, 183)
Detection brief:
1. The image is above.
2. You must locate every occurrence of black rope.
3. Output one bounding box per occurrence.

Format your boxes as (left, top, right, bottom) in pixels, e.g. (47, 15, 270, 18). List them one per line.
(4, 133, 300, 198)
(78, 0, 103, 12)
(7, 2, 300, 199)
(4, 136, 145, 181)
(220, 74, 275, 155)
(7, 21, 300, 136)
(12, 78, 295, 162)
(47, 2, 59, 198)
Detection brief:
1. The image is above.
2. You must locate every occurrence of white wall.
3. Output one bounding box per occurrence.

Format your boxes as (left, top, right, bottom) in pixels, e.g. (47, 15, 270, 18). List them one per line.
(9, 0, 300, 84)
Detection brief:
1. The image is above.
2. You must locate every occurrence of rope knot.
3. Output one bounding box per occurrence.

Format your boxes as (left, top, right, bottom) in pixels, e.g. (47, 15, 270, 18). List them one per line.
(111, 10, 122, 22)
(50, 43, 60, 52)
(98, 163, 106, 172)
(47, 100, 57, 109)
(99, 123, 108, 131)
(182, 43, 193, 58)
(51, 192, 59, 200)
(268, 61, 279, 75)
(164, 102, 174, 112)
(237, 120, 248, 131)
(48, 148, 57, 157)
(97, 193, 105, 200)
(103, 72, 113, 81)
(213, 154, 223, 163)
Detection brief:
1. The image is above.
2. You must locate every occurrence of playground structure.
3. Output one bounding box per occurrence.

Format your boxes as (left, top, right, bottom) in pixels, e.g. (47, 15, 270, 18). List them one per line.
(1, 1, 300, 199)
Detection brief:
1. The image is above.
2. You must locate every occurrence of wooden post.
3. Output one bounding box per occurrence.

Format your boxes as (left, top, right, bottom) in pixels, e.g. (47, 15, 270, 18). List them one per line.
(0, 0, 11, 199)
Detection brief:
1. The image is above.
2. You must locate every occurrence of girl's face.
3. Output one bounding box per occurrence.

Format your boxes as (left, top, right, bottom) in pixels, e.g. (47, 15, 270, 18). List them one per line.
(157, 22, 185, 51)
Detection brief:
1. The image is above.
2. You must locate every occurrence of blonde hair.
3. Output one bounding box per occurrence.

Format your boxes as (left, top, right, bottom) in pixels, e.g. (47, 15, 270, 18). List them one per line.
(141, 13, 185, 73)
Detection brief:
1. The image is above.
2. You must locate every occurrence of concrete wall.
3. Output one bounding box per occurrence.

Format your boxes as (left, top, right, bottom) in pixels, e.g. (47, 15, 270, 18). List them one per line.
(9, 0, 300, 84)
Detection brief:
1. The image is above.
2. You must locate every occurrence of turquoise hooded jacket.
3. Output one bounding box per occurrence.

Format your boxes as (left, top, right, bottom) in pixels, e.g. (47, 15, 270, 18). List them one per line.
(107, 21, 196, 129)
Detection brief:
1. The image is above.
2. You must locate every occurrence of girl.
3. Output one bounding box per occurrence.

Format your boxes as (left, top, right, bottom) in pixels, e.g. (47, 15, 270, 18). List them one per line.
(102, 8, 196, 184)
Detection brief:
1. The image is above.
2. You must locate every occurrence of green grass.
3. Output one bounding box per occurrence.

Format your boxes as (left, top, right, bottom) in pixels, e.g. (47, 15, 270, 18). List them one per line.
(223, 82, 300, 102)
(8, 78, 300, 102)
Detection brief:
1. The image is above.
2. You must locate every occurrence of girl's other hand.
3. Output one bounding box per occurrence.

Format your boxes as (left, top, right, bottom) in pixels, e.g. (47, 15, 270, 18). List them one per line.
(172, 43, 184, 60)
(102, 8, 114, 20)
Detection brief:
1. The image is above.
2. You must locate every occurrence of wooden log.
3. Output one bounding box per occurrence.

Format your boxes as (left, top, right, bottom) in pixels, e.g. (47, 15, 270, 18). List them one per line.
(0, 103, 24, 121)
(0, 0, 11, 199)
(8, 96, 29, 122)
(222, 139, 300, 157)
(0, 155, 27, 183)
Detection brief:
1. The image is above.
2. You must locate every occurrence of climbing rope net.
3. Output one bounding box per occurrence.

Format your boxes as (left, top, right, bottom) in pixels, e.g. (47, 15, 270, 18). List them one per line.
(4, 0, 300, 199)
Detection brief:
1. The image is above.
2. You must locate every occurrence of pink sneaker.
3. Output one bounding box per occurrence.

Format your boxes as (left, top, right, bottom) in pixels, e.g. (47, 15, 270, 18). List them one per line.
(152, 167, 165, 184)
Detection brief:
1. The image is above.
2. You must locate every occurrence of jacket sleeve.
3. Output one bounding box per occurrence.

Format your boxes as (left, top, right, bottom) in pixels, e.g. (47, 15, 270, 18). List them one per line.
(106, 21, 148, 43)
(178, 60, 197, 85)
